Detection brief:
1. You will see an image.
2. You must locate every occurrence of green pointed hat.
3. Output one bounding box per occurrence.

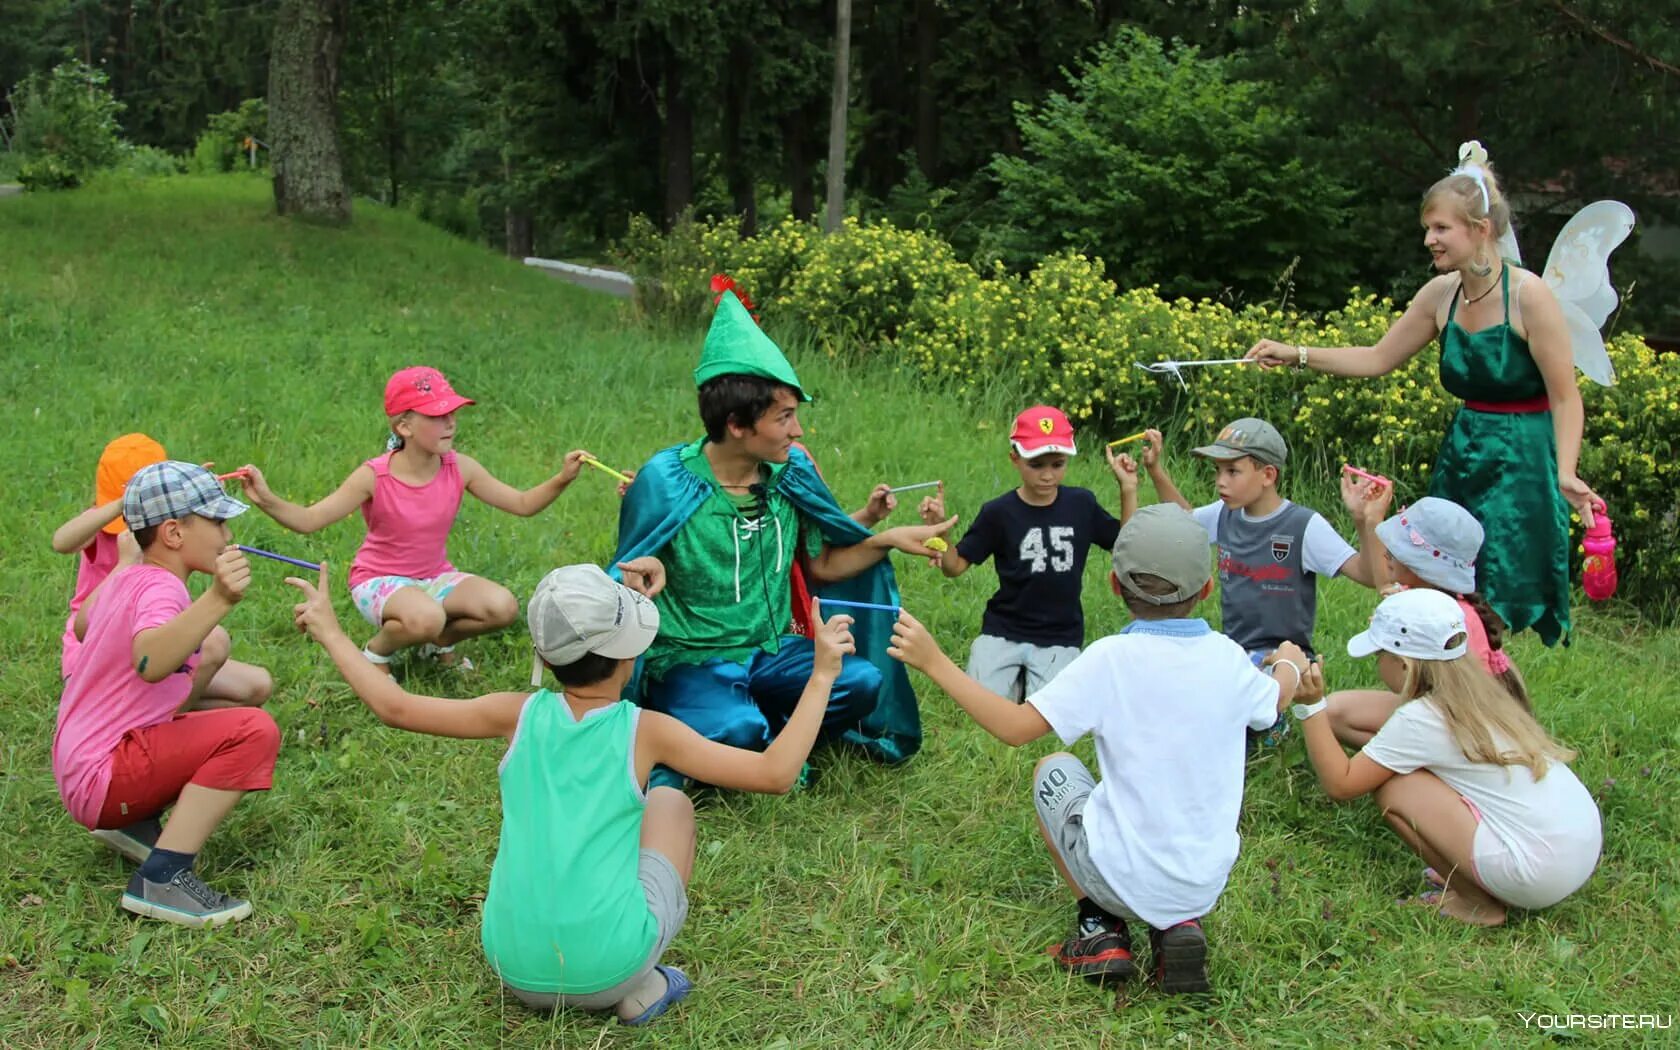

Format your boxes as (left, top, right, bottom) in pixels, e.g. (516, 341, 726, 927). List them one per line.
(693, 291, 808, 401)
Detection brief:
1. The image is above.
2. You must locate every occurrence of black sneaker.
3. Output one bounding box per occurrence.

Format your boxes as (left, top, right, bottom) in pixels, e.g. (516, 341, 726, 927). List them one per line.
(121, 869, 252, 928)
(1151, 919, 1210, 994)
(1048, 915, 1136, 982)
(91, 817, 163, 863)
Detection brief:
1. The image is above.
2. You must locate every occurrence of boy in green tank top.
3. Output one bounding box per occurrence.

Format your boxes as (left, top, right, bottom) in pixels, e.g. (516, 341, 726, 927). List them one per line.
(286, 561, 857, 1026)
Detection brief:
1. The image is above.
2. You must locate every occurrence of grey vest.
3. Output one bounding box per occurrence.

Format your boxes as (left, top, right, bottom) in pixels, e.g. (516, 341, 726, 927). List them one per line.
(1215, 501, 1319, 655)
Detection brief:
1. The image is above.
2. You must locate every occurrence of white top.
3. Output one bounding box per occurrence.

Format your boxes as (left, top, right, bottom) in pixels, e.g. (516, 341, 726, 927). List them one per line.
(1362, 699, 1602, 883)
(1192, 499, 1355, 577)
(1028, 620, 1280, 927)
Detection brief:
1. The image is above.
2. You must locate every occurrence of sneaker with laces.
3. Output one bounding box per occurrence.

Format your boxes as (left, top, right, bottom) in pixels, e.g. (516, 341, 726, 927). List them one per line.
(1151, 919, 1210, 994)
(90, 817, 163, 863)
(121, 869, 253, 928)
(1048, 915, 1136, 982)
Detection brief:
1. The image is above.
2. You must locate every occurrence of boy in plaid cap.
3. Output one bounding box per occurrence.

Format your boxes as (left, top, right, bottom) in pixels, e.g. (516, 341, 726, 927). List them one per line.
(52, 433, 273, 706)
(53, 461, 280, 928)
(917, 406, 1133, 700)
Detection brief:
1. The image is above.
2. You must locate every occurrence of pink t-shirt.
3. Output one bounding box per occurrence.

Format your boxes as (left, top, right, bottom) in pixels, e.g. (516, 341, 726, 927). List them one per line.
(348, 450, 466, 588)
(61, 530, 121, 678)
(52, 565, 201, 828)
(1456, 596, 1500, 677)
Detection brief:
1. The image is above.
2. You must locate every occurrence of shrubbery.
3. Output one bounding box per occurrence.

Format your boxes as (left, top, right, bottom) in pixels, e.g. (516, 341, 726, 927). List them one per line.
(617, 213, 1680, 618)
(9, 60, 125, 190)
(189, 99, 268, 174)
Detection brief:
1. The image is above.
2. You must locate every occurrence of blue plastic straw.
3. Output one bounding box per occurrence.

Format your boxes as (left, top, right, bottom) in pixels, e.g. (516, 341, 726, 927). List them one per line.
(237, 545, 322, 572)
(815, 598, 901, 614)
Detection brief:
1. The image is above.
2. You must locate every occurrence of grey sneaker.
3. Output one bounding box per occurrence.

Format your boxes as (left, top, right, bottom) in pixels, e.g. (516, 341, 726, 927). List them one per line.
(121, 869, 252, 928)
(90, 818, 163, 863)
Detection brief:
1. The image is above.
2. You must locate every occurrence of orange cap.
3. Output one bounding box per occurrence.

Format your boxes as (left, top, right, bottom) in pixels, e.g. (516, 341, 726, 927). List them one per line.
(95, 433, 168, 533)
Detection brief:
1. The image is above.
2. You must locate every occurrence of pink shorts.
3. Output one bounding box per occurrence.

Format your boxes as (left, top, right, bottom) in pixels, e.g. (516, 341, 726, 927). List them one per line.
(350, 572, 470, 627)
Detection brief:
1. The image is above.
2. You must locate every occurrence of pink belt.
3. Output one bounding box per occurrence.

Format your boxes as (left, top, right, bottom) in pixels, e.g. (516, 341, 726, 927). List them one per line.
(1464, 395, 1549, 414)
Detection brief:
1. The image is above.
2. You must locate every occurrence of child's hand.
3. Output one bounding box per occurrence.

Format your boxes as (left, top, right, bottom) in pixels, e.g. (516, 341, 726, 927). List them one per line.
(212, 544, 252, 605)
(559, 449, 591, 485)
(1296, 659, 1326, 701)
(616, 469, 637, 499)
(616, 557, 666, 598)
(887, 609, 945, 672)
(1111, 450, 1140, 491)
(236, 464, 274, 506)
(116, 529, 142, 566)
(883, 516, 958, 558)
(861, 483, 898, 525)
(1339, 472, 1390, 526)
(917, 481, 947, 526)
(284, 561, 346, 643)
(1268, 641, 1311, 696)
(1140, 429, 1164, 469)
(810, 599, 857, 679)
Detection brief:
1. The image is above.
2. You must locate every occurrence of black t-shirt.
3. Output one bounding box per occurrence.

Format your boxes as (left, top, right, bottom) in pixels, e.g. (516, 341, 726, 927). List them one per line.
(955, 486, 1122, 648)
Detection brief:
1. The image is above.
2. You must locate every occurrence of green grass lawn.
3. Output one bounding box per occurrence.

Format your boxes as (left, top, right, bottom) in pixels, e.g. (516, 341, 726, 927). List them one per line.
(3, 176, 1677, 1048)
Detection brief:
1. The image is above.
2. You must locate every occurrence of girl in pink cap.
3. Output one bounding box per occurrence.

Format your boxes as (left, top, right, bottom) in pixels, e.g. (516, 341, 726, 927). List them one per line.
(239, 366, 592, 670)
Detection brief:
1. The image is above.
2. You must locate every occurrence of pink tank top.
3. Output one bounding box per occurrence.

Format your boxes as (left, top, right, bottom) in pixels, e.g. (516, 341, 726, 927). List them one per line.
(349, 450, 465, 588)
(61, 530, 120, 678)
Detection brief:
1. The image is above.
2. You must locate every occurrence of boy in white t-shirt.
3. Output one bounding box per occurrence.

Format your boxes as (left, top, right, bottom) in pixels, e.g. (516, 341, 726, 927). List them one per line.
(888, 505, 1312, 993)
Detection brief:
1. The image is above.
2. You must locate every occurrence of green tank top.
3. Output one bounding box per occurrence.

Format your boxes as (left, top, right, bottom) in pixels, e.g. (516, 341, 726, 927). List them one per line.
(479, 692, 657, 994)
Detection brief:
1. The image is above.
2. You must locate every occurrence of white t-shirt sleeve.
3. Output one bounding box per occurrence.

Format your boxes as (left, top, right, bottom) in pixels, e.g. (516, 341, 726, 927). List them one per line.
(1239, 658, 1284, 731)
(1027, 640, 1117, 745)
(1301, 511, 1357, 577)
(1361, 700, 1451, 774)
(1191, 502, 1222, 545)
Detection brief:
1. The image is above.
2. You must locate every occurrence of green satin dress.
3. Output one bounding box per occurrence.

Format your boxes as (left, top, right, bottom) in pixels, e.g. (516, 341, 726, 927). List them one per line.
(1428, 267, 1570, 645)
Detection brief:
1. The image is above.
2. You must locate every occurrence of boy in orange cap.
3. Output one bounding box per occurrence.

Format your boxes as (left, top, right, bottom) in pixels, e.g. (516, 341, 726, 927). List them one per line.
(52, 434, 273, 714)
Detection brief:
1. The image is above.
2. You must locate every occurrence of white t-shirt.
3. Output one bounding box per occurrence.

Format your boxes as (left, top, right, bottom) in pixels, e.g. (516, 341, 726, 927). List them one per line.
(1192, 500, 1355, 578)
(1362, 699, 1602, 884)
(1027, 620, 1281, 928)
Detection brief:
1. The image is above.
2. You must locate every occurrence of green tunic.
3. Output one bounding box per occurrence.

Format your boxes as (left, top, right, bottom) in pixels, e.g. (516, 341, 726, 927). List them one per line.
(1428, 267, 1570, 645)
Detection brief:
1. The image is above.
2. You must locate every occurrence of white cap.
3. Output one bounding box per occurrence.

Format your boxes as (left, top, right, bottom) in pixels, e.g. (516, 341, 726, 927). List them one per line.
(1347, 588, 1469, 662)
(528, 565, 660, 667)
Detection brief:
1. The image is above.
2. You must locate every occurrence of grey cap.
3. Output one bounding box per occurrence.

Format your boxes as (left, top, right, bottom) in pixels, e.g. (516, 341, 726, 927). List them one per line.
(529, 565, 660, 666)
(123, 461, 249, 530)
(1111, 504, 1212, 605)
(1375, 497, 1483, 595)
(1192, 417, 1288, 468)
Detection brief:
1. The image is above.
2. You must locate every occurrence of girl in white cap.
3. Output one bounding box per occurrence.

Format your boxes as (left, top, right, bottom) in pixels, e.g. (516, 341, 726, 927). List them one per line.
(1327, 489, 1530, 748)
(1293, 588, 1601, 926)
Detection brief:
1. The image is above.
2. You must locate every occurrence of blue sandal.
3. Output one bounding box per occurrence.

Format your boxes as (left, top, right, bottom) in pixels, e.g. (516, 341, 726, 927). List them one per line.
(623, 965, 692, 1027)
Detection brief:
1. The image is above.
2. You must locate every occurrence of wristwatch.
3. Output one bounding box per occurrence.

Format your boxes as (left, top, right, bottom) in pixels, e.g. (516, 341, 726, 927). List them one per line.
(1291, 699, 1329, 722)
(1297, 344, 1310, 369)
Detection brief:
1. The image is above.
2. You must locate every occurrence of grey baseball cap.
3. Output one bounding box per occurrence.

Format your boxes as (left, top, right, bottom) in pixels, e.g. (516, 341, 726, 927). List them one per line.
(1376, 497, 1483, 595)
(528, 565, 660, 666)
(1111, 504, 1212, 605)
(1192, 417, 1288, 468)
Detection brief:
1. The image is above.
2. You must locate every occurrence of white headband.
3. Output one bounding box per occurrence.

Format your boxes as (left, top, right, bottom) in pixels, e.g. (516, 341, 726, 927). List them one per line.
(1450, 165, 1490, 215)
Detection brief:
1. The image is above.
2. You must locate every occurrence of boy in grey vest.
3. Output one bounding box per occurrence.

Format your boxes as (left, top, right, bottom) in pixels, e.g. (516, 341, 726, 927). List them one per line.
(1142, 417, 1380, 745)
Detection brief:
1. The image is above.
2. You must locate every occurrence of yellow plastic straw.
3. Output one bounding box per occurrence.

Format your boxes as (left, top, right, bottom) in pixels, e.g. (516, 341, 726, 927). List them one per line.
(1106, 430, 1148, 448)
(582, 455, 632, 484)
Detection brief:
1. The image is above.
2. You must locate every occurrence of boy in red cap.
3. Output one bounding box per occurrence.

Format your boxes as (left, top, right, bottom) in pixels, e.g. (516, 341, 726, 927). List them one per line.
(52, 433, 273, 706)
(238, 366, 595, 670)
(918, 406, 1133, 700)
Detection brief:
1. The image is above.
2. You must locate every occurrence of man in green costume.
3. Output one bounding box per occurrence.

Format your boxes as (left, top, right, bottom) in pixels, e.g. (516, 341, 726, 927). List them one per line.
(610, 292, 954, 785)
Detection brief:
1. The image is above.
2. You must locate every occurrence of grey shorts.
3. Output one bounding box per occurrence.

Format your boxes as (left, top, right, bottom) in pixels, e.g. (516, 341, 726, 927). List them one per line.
(1032, 754, 1140, 923)
(505, 847, 689, 1012)
(967, 635, 1080, 702)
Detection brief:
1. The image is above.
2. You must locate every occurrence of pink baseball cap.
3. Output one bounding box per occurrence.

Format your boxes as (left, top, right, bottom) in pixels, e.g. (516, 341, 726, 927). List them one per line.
(1009, 405, 1077, 457)
(384, 366, 475, 417)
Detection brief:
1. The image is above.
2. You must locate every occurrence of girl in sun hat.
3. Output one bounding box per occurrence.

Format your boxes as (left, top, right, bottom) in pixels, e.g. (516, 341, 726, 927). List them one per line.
(238, 366, 595, 670)
(1326, 486, 1530, 749)
(51, 433, 273, 708)
(1292, 588, 1601, 927)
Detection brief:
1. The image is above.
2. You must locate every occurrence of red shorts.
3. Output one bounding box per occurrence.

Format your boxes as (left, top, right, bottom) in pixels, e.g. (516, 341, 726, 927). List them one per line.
(96, 707, 280, 829)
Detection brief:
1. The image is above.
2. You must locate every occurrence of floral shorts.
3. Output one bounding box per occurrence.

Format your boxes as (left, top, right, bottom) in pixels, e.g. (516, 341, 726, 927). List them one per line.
(350, 572, 471, 627)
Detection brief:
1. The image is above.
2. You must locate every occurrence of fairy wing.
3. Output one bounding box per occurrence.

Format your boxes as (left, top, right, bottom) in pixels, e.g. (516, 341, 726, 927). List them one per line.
(1541, 200, 1636, 386)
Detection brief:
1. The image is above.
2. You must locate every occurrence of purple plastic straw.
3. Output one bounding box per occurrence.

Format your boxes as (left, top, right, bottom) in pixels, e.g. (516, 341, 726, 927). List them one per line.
(237, 545, 322, 572)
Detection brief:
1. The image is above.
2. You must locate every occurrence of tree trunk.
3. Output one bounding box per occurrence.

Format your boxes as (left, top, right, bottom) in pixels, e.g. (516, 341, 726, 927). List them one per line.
(663, 42, 694, 228)
(914, 0, 939, 179)
(269, 0, 351, 224)
(723, 46, 757, 237)
(505, 209, 533, 258)
(823, 0, 852, 233)
(786, 111, 816, 222)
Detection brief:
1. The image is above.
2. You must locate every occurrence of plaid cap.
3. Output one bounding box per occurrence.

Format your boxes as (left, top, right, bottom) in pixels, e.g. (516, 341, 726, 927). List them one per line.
(123, 461, 250, 530)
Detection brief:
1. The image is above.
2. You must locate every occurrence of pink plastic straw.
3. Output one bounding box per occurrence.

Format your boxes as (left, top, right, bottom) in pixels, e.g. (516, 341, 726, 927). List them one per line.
(216, 469, 251, 482)
(1342, 464, 1391, 488)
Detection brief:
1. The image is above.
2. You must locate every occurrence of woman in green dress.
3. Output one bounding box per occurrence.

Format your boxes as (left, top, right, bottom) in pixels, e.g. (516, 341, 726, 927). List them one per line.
(1245, 148, 1599, 645)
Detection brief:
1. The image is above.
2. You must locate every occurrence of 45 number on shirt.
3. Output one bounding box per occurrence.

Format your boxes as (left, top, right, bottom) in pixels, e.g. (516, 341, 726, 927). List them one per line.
(1020, 526, 1076, 574)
